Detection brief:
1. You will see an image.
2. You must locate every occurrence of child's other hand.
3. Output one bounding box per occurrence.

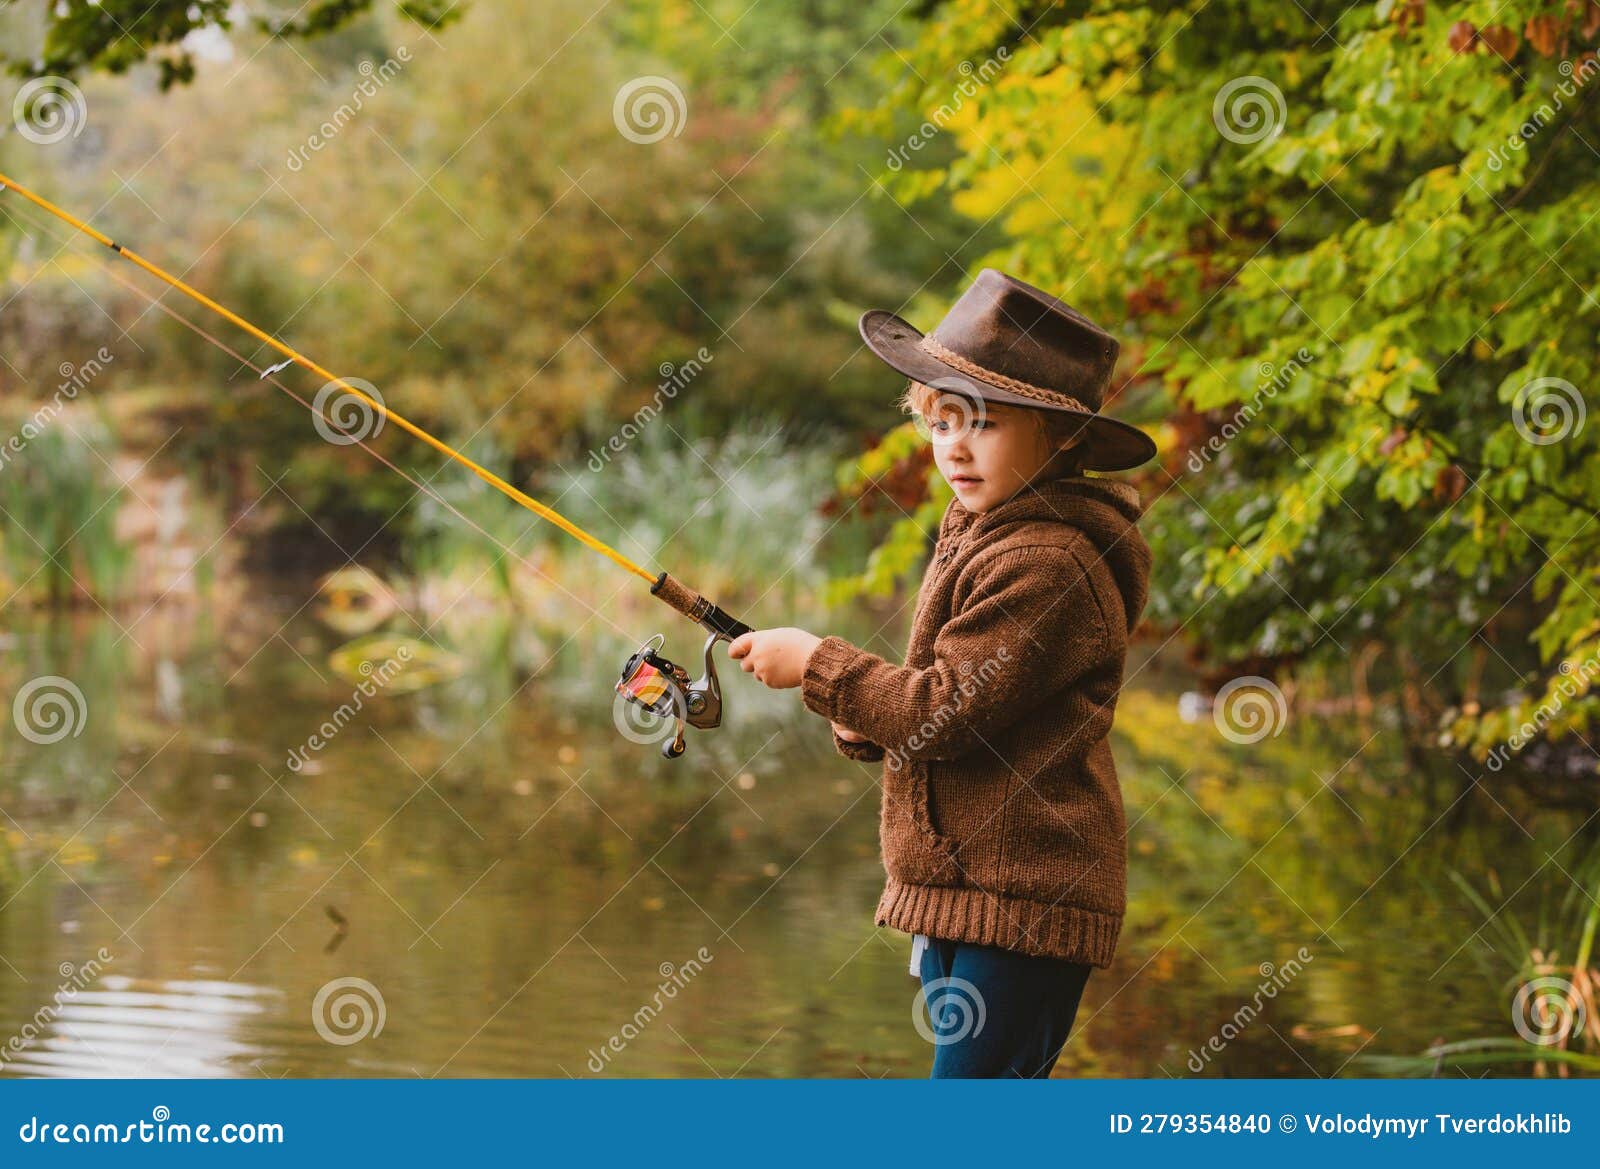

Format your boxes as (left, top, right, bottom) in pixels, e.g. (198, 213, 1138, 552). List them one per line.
(831, 721, 868, 743)
(727, 627, 822, 690)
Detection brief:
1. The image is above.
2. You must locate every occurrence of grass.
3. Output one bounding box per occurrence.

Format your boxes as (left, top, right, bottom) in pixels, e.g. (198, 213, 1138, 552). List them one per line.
(1357, 841, 1600, 1077)
(406, 421, 868, 630)
(0, 411, 130, 606)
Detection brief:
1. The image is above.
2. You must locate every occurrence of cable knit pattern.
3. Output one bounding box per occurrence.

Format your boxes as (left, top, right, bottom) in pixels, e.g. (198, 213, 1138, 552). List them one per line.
(801, 474, 1150, 967)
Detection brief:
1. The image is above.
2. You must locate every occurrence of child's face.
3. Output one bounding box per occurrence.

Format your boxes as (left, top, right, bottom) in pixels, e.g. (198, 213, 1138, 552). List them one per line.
(922, 389, 1077, 512)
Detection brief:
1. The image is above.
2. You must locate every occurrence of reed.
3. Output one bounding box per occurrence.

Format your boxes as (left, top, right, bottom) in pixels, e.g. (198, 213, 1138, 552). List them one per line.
(1358, 842, 1600, 1076)
(408, 423, 851, 624)
(0, 414, 130, 606)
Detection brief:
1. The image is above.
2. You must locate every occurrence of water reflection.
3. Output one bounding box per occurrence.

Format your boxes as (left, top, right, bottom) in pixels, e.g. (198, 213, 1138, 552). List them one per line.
(4, 976, 281, 1079)
(0, 603, 1595, 1077)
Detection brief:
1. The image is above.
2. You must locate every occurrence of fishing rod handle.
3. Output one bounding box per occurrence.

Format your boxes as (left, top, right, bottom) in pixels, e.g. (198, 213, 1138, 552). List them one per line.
(650, 572, 753, 641)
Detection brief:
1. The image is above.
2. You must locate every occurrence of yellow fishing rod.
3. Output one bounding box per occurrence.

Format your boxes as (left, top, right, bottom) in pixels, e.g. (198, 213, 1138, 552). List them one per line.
(0, 171, 751, 758)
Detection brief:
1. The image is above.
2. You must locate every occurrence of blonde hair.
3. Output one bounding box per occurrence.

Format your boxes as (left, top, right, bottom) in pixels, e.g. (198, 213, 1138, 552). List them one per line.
(899, 380, 1090, 473)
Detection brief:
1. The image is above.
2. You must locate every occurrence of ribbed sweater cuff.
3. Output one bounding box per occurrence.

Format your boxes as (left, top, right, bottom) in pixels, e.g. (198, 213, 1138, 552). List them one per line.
(875, 878, 1123, 968)
(800, 634, 860, 722)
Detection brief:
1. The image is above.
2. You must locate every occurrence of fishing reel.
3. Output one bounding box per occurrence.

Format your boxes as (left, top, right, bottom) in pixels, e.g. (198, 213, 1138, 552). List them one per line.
(614, 632, 729, 759)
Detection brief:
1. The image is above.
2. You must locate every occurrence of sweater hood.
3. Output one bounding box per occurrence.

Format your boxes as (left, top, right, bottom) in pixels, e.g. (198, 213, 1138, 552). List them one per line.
(938, 474, 1151, 634)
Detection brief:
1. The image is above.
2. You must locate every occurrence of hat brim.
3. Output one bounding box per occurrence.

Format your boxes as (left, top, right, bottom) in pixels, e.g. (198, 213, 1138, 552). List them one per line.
(859, 309, 1158, 473)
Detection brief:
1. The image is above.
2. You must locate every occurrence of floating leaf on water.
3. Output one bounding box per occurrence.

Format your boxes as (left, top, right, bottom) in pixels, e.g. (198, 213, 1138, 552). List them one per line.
(1291, 1022, 1371, 1044)
(327, 634, 466, 693)
(59, 842, 97, 867)
(314, 565, 401, 636)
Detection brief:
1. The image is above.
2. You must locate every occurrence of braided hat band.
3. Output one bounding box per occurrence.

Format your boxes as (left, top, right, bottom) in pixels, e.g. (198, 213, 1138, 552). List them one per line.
(918, 333, 1092, 415)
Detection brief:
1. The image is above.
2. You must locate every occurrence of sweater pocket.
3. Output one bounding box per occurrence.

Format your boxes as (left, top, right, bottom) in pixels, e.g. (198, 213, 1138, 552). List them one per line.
(878, 757, 962, 886)
(994, 764, 1126, 911)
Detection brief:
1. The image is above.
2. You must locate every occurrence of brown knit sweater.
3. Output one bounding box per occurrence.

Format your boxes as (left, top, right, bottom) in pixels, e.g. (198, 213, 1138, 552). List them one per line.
(800, 474, 1150, 967)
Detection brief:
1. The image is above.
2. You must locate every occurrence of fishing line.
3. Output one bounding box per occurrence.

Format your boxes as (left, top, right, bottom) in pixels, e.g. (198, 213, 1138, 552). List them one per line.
(82, 235, 627, 636)
(0, 172, 653, 582)
(0, 171, 754, 757)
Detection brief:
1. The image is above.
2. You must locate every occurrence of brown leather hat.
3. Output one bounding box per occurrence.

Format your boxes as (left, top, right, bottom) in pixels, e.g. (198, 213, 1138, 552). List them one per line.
(859, 268, 1157, 472)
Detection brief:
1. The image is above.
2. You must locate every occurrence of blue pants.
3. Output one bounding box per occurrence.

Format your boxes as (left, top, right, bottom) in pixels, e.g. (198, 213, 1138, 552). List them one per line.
(916, 936, 1093, 1078)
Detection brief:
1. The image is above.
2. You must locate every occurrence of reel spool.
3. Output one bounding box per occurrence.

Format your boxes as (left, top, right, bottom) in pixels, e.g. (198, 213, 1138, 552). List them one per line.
(614, 632, 729, 759)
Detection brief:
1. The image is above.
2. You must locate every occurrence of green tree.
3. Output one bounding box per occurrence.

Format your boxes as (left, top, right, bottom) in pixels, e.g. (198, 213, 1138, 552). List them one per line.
(844, 0, 1600, 780)
(0, 0, 462, 88)
(0, 0, 956, 555)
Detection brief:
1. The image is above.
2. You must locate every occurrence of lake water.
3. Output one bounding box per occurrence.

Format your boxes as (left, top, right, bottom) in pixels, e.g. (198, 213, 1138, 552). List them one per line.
(0, 597, 1592, 1078)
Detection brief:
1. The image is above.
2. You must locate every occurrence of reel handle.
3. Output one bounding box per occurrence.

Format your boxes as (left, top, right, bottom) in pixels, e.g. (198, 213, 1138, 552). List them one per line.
(650, 572, 752, 641)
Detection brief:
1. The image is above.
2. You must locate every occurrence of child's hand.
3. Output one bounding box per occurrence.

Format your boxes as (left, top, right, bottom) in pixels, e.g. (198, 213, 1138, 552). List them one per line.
(831, 721, 869, 743)
(727, 627, 822, 690)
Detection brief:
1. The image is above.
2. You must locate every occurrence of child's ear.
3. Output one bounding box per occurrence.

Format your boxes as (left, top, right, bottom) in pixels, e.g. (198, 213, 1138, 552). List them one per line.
(1048, 424, 1090, 474)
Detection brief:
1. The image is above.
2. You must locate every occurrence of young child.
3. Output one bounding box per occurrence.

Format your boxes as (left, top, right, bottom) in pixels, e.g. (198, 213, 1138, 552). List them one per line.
(728, 268, 1156, 1078)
